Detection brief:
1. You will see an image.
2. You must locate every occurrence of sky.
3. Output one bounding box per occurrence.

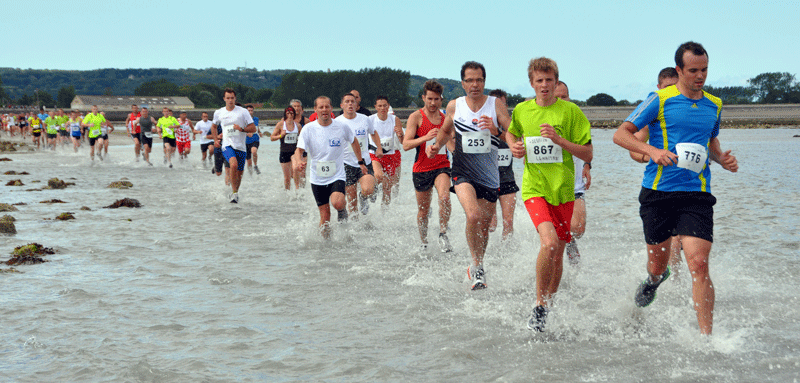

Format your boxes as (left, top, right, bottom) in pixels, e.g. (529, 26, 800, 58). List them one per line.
(5, 0, 799, 102)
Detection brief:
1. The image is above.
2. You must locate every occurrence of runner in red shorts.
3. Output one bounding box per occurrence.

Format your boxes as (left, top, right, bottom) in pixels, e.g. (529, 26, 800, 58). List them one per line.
(369, 95, 404, 207)
(175, 111, 194, 160)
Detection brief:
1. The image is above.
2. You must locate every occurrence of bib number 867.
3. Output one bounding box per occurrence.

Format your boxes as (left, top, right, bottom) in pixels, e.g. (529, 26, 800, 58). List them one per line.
(531, 145, 554, 155)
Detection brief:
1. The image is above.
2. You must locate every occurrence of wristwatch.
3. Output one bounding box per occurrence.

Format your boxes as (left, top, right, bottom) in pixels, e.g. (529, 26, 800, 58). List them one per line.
(358, 159, 365, 165)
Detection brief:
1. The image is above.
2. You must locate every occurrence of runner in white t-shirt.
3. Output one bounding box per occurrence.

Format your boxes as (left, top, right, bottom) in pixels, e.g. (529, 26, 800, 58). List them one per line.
(211, 89, 256, 203)
(293, 96, 367, 238)
(334, 93, 383, 218)
(193, 112, 214, 165)
(368, 95, 404, 208)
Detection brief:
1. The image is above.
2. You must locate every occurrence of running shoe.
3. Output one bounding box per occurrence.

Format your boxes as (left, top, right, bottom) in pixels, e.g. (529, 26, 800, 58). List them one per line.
(230, 192, 239, 203)
(359, 194, 369, 215)
(254, 165, 260, 175)
(370, 184, 379, 203)
(337, 208, 348, 223)
(468, 265, 487, 290)
(634, 266, 671, 307)
(163, 157, 167, 164)
(169, 163, 173, 168)
(527, 305, 548, 332)
(566, 240, 580, 266)
(248, 166, 253, 175)
(438, 232, 452, 253)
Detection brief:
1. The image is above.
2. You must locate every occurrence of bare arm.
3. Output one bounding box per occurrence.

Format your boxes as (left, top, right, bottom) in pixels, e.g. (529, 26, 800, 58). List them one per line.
(613, 121, 677, 166)
(291, 147, 306, 173)
(403, 111, 430, 151)
(270, 121, 284, 141)
(370, 131, 383, 158)
(629, 126, 651, 163)
(707, 136, 738, 172)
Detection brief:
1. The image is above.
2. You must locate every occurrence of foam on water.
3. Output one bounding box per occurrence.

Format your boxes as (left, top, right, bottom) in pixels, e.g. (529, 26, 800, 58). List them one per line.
(1, 129, 799, 381)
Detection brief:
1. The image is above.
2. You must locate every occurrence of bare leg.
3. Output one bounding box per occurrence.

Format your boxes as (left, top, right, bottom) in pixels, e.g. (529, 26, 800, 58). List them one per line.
(535, 221, 567, 306)
(681, 236, 714, 335)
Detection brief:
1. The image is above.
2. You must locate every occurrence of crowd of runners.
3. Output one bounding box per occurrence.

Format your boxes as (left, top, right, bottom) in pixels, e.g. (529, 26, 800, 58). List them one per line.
(1, 41, 739, 335)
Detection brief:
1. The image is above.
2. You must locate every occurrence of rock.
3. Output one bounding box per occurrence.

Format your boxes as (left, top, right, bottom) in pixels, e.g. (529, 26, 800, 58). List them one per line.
(3, 171, 28, 175)
(0, 267, 21, 273)
(104, 198, 141, 209)
(0, 220, 16, 234)
(25, 188, 43, 192)
(107, 181, 134, 189)
(39, 199, 66, 204)
(1, 215, 15, 222)
(0, 140, 21, 152)
(12, 202, 26, 206)
(0, 203, 18, 212)
(5, 179, 23, 186)
(80, 206, 91, 211)
(794, 135, 800, 138)
(46, 178, 74, 189)
(6, 243, 55, 265)
(0, 157, 12, 161)
(55, 212, 75, 220)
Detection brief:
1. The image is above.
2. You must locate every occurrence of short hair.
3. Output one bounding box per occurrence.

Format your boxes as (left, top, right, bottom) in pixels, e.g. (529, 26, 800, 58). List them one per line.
(557, 81, 568, 90)
(224, 88, 236, 97)
(290, 99, 302, 107)
(246, 105, 254, 110)
(488, 89, 507, 99)
(675, 41, 707, 69)
(527, 57, 559, 82)
(422, 80, 443, 96)
(375, 95, 389, 104)
(201, 111, 208, 115)
(132, 104, 138, 107)
(341, 92, 356, 103)
(658, 67, 678, 82)
(460, 61, 486, 80)
(314, 96, 331, 108)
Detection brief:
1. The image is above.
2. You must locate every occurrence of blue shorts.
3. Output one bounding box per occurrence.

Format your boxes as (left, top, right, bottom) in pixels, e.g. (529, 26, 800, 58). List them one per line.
(72, 132, 81, 138)
(222, 147, 247, 171)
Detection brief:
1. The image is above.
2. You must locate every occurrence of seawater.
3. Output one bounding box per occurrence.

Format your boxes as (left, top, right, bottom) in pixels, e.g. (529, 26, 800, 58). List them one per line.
(1, 129, 799, 382)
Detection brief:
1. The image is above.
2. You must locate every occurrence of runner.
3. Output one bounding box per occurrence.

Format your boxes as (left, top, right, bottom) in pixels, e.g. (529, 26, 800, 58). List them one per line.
(68, 110, 82, 152)
(99, 112, 114, 158)
(18, 113, 28, 140)
(193, 111, 214, 166)
(156, 108, 179, 168)
(506, 57, 593, 331)
(245, 105, 261, 175)
(175, 110, 194, 161)
(29, 112, 43, 149)
(81, 105, 107, 161)
(404, 80, 453, 252)
(553, 81, 593, 266)
(292, 96, 366, 238)
(290, 99, 307, 186)
(57, 109, 70, 147)
(210, 88, 256, 203)
(44, 112, 60, 150)
(487, 89, 519, 240)
(427, 62, 511, 288)
(270, 106, 303, 190)
(124, 104, 142, 161)
(349, 89, 372, 116)
(612, 42, 738, 335)
(629, 67, 683, 273)
(368, 95, 404, 207)
(135, 107, 157, 165)
(334, 92, 382, 218)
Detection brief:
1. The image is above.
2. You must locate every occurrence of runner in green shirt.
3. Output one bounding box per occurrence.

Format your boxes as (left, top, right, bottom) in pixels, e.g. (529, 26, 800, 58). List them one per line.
(81, 105, 108, 161)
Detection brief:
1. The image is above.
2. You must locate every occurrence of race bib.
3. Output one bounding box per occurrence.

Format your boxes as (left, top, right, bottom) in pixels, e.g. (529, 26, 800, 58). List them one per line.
(315, 160, 336, 178)
(497, 148, 512, 167)
(675, 142, 707, 174)
(525, 136, 563, 164)
(144, 132, 153, 138)
(427, 138, 446, 155)
(380, 137, 393, 152)
(284, 132, 297, 144)
(461, 130, 491, 154)
(346, 136, 366, 153)
(222, 124, 239, 141)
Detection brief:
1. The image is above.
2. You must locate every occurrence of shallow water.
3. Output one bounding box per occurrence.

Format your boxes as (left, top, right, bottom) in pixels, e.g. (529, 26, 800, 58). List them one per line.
(1, 129, 799, 382)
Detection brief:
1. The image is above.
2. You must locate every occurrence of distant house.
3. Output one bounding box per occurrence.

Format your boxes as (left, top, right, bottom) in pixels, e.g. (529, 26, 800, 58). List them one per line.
(70, 95, 195, 111)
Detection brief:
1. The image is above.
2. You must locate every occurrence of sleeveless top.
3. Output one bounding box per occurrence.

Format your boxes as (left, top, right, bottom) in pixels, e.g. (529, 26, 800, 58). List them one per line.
(451, 96, 500, 189)
(280, 120, 300, 152)
(412, 109, 450, 173)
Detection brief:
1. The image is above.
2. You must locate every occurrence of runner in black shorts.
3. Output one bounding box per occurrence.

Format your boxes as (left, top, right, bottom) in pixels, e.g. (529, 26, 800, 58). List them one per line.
(312, 180, 346, 206)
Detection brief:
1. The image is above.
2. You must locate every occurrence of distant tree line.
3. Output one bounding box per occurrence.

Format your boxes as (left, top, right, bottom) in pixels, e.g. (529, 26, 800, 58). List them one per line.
(582, 72, 800, 106)
(2, 68, 799, 110)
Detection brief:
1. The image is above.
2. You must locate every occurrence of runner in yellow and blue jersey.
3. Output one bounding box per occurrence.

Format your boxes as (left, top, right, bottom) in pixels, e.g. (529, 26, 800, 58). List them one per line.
(613, 41, 738, 335)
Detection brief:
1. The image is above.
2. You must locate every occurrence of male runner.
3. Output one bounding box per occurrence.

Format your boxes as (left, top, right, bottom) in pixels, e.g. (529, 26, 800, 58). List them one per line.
(487, 89, 519, 240)
(629, 67, 683, 272)
(99, 112, 113, 158)
(553, 81, 593, 266)
(613, 42, 738, 335)
(211, 89, 256, 203)
(245, 105, 261, 175)
(157, 108, 179, 168)
(293, 96, 367, 238)
(369, 95, 404, 207)
(350, 90, 372, 116)
(68, 111, 82, 152)
(44, 113, 60, 150)
(427, 62, 511, 289)
(135, 107, 157, 165)
(405, 80, 453, 252)
(81, 105, 107, 161)
(29, 112, 43, 149)
(506, 57, 593, 331)
(194, 112, 215, 165)
(334, 93, 382, 218)
(175, 111, 193, 160)
(124, 104, 142, 161)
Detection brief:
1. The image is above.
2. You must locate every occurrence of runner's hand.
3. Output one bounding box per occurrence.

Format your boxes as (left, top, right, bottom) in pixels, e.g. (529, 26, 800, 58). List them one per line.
(719, 150, 738, 172)
(649, 148, 678, 166)
(510, 140, 525, 158)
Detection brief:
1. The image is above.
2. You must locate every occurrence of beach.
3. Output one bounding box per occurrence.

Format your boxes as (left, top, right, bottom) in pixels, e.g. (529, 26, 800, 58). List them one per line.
(1, 127, 799, 382)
